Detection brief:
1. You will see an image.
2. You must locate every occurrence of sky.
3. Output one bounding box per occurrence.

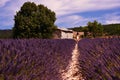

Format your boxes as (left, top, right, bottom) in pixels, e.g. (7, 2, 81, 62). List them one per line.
(0, 0, 120, 29)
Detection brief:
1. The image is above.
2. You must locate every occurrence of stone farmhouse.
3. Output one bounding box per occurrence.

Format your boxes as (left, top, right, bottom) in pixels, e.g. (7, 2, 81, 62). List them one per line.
(53, 28, 84, 39)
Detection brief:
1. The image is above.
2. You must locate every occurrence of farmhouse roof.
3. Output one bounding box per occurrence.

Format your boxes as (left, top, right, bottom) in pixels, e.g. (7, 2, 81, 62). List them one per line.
(57, 27, 73, 33)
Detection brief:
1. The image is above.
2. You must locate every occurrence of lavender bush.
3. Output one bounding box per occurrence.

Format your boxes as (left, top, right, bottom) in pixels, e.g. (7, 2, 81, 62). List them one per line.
(78, 38, 120, 80)
(0, 39, 76, 80)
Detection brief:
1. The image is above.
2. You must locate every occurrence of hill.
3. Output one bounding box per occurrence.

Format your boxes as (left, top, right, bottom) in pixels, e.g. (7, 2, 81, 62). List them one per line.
(103, 24, 120, 35)
(0, 23, 120, 39)
(0, 30, 12, 38)
(69, 23, 120, 36)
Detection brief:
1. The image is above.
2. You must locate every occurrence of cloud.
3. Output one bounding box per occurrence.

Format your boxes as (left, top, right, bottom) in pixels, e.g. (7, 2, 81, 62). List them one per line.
(106, 20, 120, 24)
(36, 0, 120, 17)
(105, 12, 120, 24)
(4, 0, 120, 16)
(55, 15, 84, 27)
(0, 0, 120, 29)
(0, 0, 11, 7)
(30, 0, 120, 16)
(55, 15, 98, 28)
(56, 12, 120, 28)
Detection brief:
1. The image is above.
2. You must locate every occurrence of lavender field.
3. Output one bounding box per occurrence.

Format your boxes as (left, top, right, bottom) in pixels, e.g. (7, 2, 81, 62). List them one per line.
(0, 39, 76, 80)
(78, 38, 120, 80)
(0, 38, 120, 80)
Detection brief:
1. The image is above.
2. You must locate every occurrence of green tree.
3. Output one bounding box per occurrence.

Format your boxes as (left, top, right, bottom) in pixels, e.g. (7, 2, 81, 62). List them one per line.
(87, 20, 103, 37)
(103, 24, 120, 36)
(83, 26, 89, 37)
(13, 2, 57, 38)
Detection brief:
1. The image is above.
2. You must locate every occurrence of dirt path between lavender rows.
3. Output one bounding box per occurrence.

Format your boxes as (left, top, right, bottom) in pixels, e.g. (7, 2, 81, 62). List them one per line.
(60, 43, 85, 80)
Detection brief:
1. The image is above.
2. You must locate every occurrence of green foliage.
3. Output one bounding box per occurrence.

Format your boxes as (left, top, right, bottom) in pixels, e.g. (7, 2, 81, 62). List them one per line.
(69, 21, 103, 38)
(103, 24, 120, 36)
(13, 2, 57, 39)
(69, 22, 120, 38)
(87, 20, 103, 37)
(82, 26, 89, 37)
(68, 26, 83, 32)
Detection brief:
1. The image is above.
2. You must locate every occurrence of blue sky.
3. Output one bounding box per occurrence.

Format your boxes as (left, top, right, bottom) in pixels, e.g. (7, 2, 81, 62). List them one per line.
(0, 0, 120, 29)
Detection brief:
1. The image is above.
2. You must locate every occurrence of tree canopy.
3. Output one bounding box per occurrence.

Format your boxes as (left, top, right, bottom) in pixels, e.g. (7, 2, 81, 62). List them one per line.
(69, 20, 104, 38)
(103, 24, 120, 36)
(87, 20, 103, 37)
(13, 2, 57, 38)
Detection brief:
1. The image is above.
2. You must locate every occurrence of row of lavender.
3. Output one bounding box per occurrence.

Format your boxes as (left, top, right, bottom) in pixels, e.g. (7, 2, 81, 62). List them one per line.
(78, 38, 120, 80)
(0, 39, 76, 80)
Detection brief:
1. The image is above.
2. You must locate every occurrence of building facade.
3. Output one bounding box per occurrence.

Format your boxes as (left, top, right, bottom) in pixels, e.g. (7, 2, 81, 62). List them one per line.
(53, 28, 84, 39)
